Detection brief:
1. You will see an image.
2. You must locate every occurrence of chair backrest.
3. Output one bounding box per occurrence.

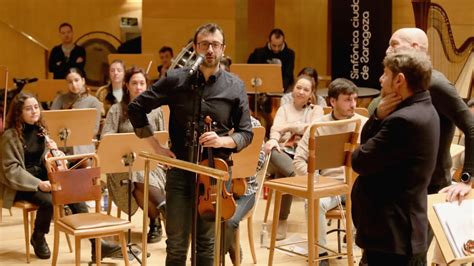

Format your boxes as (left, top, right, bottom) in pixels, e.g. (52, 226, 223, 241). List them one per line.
(323, 106, 332, 115)
(307, 119, 361, 188)
(252, 154, 272, 215)
(231, 126, 266, 179)
(355, 107, 369, 117)
(323, 106, 368, 118)
(46, 153, 101, 212)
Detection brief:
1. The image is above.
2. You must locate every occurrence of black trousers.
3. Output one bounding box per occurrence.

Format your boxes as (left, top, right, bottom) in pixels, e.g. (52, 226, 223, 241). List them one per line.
(366, 250, 427, 266)
(15, 190, 88, 234)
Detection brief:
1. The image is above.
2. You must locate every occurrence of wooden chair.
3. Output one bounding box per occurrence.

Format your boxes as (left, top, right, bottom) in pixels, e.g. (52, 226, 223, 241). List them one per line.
(235, 154, 271, 265)
(265, 119, 360, 266)
(325, 171, 359, 255)
(45, 153, 133, 266)
(0, 198, 13, 223)
(230, 126, 267, 265)
(12, 201, 38, 263)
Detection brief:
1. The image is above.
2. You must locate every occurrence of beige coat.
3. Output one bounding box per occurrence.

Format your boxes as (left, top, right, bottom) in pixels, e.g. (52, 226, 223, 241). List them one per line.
(0, 129, 45, 208)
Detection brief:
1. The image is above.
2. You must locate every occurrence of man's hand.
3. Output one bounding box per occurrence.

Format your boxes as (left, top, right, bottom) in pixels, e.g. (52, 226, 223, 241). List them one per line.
(38, 180, 51, 192)
(76, 57, 84, 63)
(146, 136, 176, 158)
(199, 131, 236, 149)
(439, 182, 472, 205)
(264, 139, 280, 154)
(376, 93, 403, 120)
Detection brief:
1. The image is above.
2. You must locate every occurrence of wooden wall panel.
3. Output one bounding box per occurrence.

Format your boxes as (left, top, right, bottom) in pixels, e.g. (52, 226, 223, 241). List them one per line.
(142, 0, 236, 62)
(0, 0, 141, 86)
(1, 0, 472, 90)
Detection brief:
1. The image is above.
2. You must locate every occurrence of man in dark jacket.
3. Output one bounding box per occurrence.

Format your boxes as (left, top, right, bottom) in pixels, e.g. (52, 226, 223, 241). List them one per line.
(48, 23, 86, 79)
(247, 28, 295, 91)
(352, 51, 440, 265)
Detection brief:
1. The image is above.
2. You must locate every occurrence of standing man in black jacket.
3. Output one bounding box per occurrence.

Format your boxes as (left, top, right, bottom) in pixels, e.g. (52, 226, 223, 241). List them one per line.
(352, 51, 439, 265)
(48, 23, 86, 79)
(247, 28, 295, 92)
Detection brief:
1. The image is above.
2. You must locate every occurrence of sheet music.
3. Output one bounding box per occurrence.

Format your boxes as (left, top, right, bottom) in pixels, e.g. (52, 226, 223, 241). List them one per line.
(433, 199, 474, 257)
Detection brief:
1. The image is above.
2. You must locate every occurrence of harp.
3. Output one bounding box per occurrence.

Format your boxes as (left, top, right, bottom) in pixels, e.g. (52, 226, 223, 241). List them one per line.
(412, 0, 474, 99)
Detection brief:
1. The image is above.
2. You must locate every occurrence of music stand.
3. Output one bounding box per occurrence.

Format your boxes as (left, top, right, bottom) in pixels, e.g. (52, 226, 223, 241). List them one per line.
(428, 192, 474, 265)
(42, 109, 97, 148)
(108, 54, 158, 79)
(230, 64, 283, 117)
(98, 132, 169, 264)
(139, 151, 230, 266)
(25, 79, 68, 103)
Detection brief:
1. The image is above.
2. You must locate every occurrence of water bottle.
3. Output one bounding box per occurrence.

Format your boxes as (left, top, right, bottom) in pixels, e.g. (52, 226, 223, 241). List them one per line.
(260, 223, 269, 248)
(102, 188, 109, 211)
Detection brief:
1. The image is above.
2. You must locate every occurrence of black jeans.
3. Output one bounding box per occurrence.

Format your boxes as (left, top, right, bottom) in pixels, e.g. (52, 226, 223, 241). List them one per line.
(15, 190, 88, 234)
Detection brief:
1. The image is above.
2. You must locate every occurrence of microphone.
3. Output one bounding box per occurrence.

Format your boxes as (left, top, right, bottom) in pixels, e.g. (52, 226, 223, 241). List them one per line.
(13, 77, 38, 85)
(188, 55, 205, 75)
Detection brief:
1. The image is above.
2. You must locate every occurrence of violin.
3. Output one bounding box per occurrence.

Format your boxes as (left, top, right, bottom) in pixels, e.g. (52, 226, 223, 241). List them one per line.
(39, 126, 68, 172)
(197, 116, 236, 221)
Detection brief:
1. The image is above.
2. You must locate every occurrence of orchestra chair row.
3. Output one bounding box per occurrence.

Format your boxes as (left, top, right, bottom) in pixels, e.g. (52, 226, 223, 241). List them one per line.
(264, 119, 360, 266)
(45, 153, 133, 266)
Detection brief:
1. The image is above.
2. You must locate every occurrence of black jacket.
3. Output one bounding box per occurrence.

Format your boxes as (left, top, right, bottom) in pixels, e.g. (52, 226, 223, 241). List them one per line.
(48, 44, 86, 79)
(351, 91, 440, 256)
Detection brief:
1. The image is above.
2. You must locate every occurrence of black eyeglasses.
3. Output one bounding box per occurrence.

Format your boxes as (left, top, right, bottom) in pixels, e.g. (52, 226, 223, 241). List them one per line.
(197, 41, 223, 50)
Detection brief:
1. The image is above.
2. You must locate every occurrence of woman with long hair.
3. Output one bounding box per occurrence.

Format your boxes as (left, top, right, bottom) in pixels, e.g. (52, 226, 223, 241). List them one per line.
(51, 67, 102, 154)
(101, 66, 167, 243)
(264, 75, 324, 240)
(96, 59, 126, 116)
(0, 93, 121, 261)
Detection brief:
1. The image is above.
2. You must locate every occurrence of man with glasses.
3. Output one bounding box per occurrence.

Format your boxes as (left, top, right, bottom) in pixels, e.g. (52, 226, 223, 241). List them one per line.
(129, 23, 253, 266)
(248, 28, 295, 92)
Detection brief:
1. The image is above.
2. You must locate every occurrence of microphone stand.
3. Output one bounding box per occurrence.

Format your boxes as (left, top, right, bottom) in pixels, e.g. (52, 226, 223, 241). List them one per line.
(186, 71, 203, 266)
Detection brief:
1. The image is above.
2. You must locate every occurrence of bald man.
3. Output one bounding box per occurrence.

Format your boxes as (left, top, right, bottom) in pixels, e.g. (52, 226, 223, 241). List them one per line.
(370, 28, 473, 202)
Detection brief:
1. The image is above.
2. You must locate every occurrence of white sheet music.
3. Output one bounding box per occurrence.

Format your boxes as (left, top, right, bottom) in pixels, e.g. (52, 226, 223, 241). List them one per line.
(433, 199, 474, 257)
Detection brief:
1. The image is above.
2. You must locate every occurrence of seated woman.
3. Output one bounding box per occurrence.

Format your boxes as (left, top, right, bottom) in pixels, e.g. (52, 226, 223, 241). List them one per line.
(0, 93, 121, 261)
(264, 74, 324, 240)
(101, 67, 167, 243)
(51, 67, 102, 155)
(96, 59, 126, 117)
(280, 67, 327, 107)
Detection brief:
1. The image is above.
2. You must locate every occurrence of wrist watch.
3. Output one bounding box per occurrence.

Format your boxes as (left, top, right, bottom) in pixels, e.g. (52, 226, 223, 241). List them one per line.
(460, 172, 472, 184)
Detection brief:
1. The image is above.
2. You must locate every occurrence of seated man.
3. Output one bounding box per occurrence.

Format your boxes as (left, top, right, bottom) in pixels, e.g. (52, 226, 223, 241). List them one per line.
(293, 78, 368, 265)
(157, 46, 173, 79)
(247, 28, 295, 92)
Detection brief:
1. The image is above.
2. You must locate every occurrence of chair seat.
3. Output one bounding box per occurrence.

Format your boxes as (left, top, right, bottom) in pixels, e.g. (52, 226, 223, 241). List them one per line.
(326, 207, 345, 220)
(59, 213, 131, 230)
(13, 201, 39, 211)
(264, 175, 349, 198)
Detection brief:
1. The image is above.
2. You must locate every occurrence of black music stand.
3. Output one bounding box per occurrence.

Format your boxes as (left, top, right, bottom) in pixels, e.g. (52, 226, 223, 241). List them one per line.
(41, 109, 97, 149)
(98, 132, 169, 265)
(230, 64, 283, 117)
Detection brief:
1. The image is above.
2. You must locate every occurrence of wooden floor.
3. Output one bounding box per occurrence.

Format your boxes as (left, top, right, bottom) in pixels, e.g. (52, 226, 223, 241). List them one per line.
(0, 197, 434, 265)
